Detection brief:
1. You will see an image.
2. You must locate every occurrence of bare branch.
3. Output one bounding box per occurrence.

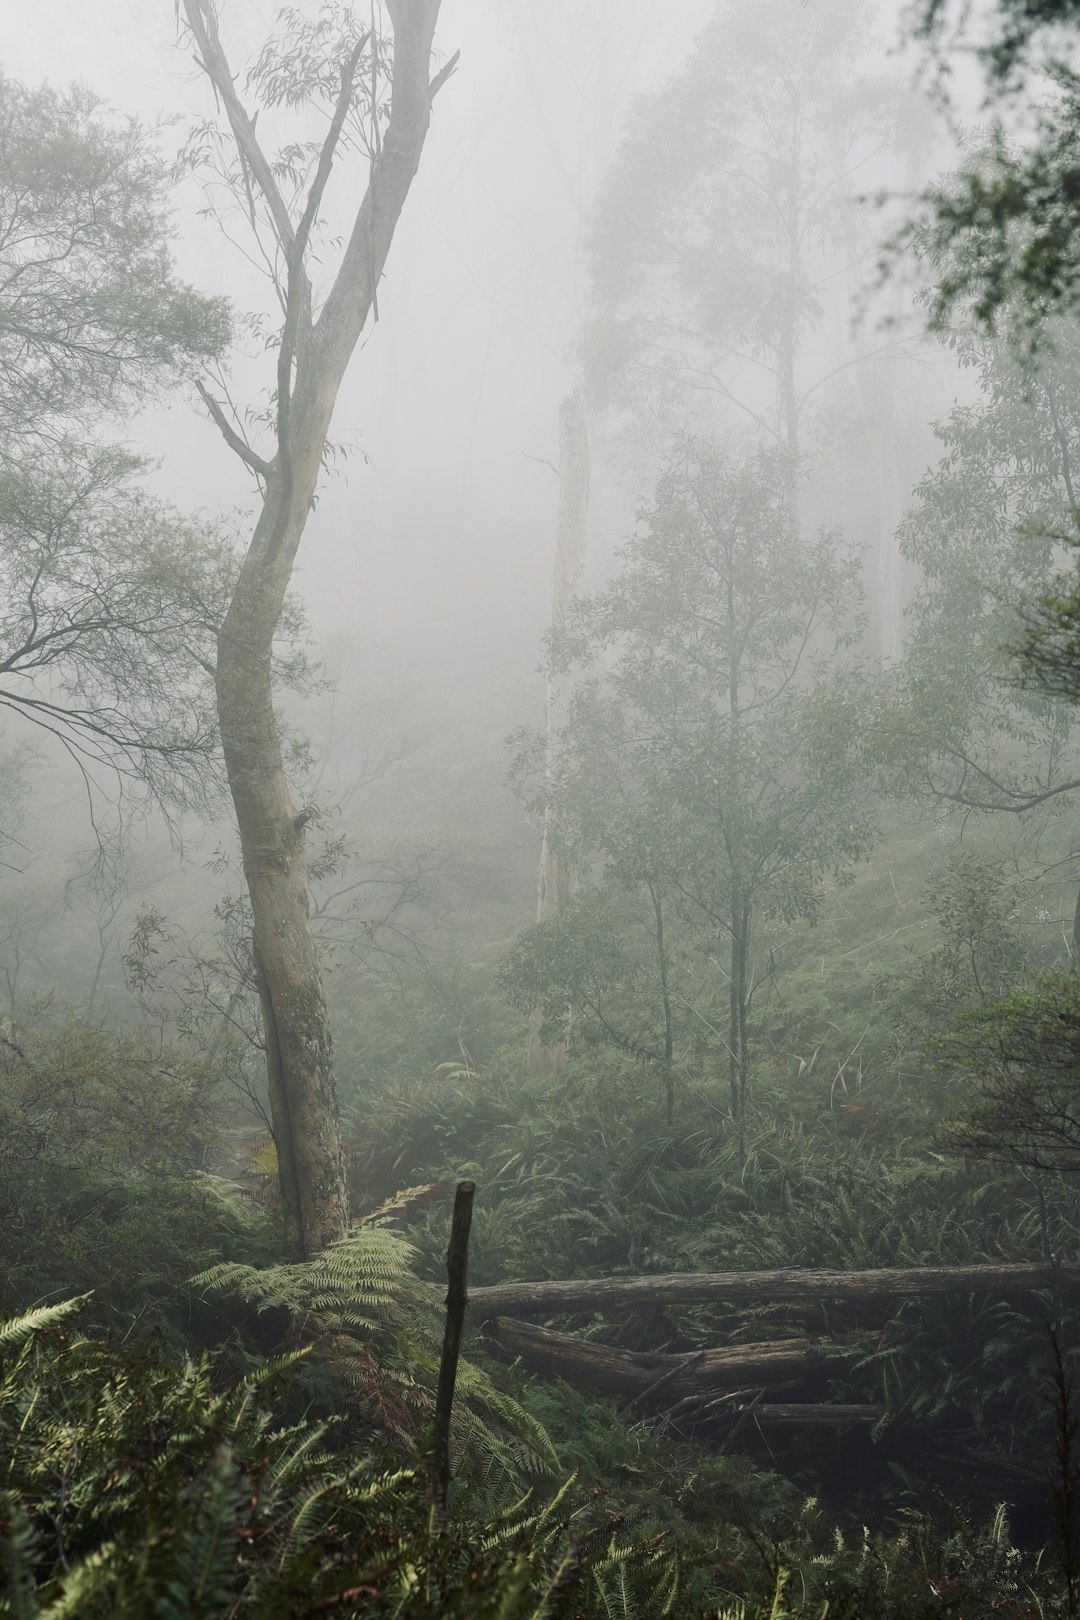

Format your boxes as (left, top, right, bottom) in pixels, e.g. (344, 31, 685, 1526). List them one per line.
(293, 32, 371, 269)
(428, 49, 461, 104)
(195, 379, 271, 478)
(315, 0, 444, 358)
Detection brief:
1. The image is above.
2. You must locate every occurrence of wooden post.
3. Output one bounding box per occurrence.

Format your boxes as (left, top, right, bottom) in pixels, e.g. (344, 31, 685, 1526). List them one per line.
(430, 1179, 475, 1530)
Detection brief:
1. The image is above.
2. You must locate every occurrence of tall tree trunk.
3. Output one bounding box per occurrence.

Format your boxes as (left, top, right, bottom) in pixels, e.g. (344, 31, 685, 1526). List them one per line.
(216, 481, 346, 1256)
(647, 873, 676, 1127)
(528, 388, 590, 1077)
(780, 111, 802, 534)
(729, 889, 751, 1163)
(186, 0, 452, 1256)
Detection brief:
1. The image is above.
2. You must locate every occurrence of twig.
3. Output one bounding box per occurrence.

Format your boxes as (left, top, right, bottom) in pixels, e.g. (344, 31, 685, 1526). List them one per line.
(622, 1350, 705, 1416)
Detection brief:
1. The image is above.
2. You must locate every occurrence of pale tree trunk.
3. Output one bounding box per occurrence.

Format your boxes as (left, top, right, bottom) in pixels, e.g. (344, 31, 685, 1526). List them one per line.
(779, 112, 802, 536)
(835, 141, 914, 663)
(869, 367, 906, 663)
(186, 0, 454, 1256)
(528, 388, 590, 1077)
(729, 889, 751, 1164)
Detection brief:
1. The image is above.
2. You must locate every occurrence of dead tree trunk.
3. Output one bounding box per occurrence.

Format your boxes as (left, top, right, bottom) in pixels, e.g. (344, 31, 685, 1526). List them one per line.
(184, 0, 456, 1256)
(528, 387, 590, 1077)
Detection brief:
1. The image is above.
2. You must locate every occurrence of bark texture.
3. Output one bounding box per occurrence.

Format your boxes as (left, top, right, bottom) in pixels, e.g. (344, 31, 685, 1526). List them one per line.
(528, 388, 590, 1076)
(470, 1262, 1080, 1319)
(187, 0, 452, 1256)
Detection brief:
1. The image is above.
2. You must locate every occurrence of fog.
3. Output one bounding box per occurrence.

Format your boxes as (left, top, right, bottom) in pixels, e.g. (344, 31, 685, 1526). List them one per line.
(8, 2, 709, 672)
(8, 1, 1080, 1610)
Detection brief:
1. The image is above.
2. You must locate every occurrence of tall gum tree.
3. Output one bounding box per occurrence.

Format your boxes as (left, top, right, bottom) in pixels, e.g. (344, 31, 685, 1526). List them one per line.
(528, 389, 590, 1077)
(181, 0, 456, 1256)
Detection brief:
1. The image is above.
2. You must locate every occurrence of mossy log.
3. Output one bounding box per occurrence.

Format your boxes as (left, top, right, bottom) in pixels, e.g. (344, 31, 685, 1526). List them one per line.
(470, 1263, 1079, 1320)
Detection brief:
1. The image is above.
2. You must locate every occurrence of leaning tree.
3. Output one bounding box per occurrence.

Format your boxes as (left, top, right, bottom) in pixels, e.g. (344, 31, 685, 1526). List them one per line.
(180, 1, 456, 1256)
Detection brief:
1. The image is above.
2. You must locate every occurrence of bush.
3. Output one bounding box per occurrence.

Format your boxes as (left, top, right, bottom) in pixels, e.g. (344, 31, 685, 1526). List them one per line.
(0, 998, 259, 1332)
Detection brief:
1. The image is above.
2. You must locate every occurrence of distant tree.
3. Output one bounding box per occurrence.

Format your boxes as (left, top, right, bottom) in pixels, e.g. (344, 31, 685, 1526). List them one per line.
(528, 390, 590, 1078)
(584, 0, 903, 462)
(179, 0, 456, 1256)
(504, 440, 871, 1151)
(583, 0, 925, 655)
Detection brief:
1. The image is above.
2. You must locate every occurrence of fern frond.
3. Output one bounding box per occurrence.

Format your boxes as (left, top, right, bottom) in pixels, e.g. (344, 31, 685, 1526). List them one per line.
(0, 1298, 87, 1355)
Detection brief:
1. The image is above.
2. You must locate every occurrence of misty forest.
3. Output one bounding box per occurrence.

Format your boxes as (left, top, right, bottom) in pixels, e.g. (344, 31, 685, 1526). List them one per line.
(15, 0, 1080, 1615)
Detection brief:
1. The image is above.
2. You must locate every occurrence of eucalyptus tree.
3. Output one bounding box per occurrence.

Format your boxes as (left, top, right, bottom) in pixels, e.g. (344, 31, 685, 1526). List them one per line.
(583, 0, 927, 657)
(907, 0, 1080, 336)
(179, 1, 455, 1256)
(0, 74, 229, 821)
(504, 441, 871, 1151)
(874, 313, 1080, 961)
(0, 75, 227, 446)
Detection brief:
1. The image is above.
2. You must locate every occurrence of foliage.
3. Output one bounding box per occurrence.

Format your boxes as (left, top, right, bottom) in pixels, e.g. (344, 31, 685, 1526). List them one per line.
(882, 851, 1031, 1066)
(938, 969, 1080, 1172)
(192, 1210, 561, 1510)
(905, 1, 1080, 336)
(917, 0, 1080, 89)
(0, 444, 233, 813)
(868, 307, 1080, 817)
(0, 69, 235, 828)
(0, 1298, 682, 1618)
(0, 996, 258, 1332)
(0, 74, 227, 444)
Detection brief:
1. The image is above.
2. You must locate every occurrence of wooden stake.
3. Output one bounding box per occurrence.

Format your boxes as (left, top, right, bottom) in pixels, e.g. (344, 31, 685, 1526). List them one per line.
(431, 1179, 475, 1530)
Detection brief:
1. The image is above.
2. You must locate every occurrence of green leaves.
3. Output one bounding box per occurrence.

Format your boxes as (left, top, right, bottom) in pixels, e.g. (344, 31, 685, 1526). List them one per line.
(0, 75, 228, 441)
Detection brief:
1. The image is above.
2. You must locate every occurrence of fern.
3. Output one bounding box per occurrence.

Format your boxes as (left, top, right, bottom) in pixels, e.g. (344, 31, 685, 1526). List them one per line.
(192, 1218, 560, 1510)
(0, 1292, 690, 1617)
(0, 1298, 87, 1355)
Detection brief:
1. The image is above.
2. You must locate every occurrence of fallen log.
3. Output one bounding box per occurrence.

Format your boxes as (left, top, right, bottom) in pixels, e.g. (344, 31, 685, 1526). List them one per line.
(729, 1403, 884, 1427)
(470, 1262, 1080, 1319)
(487, 1316, 841, 1400)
